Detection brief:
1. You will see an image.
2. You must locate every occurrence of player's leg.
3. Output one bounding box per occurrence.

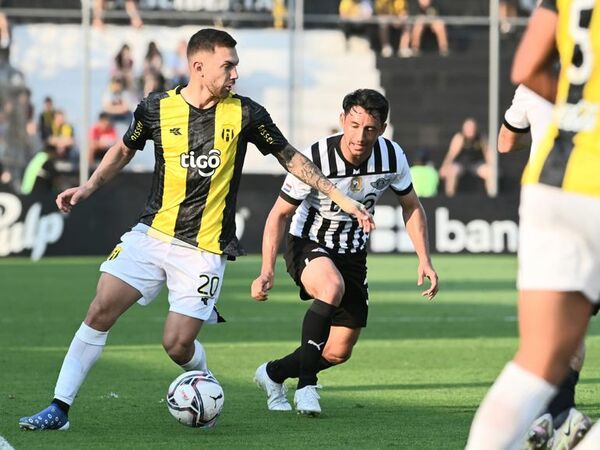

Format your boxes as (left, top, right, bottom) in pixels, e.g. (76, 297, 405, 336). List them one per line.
(19, 273, 142, 431)
(162, 312, 205, 368)
(163, 246, 227, 375)
(321, 326, 361, 365)
(19, 230, 166, 431)
(466, 289, 591, 450)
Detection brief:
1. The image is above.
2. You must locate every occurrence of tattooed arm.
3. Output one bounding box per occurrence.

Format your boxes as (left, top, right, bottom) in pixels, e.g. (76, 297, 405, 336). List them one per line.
(56, 140, 136, 213)
(273, 143, 375, 232)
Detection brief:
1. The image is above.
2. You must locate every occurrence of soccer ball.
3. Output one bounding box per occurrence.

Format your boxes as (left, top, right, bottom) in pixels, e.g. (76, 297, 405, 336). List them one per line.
(166, 370, 224, 428)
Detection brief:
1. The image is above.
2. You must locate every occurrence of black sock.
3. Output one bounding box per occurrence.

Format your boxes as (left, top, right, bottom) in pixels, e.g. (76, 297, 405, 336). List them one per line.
(548, 369, 579, 427)
(267, 348, 337, 384)
(51, 398, 70, 415)
(297, 299, 336, 389)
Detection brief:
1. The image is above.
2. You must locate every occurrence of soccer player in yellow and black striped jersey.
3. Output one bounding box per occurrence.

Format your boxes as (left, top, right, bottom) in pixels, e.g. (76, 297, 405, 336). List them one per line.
(467, 2, 600, 448)
(19, 29, 374, 431)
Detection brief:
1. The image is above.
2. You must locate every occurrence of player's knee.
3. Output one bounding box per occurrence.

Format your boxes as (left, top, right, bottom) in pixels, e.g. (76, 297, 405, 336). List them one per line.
(315, 276, 345, 304)
(163, 336, 193, 365)
(322, 349, 352, 365)
(85, 297, 115, 330)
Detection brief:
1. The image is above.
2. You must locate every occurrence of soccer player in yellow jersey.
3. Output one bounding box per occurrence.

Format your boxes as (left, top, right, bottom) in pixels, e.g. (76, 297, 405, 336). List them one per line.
(18, 28, 374, 431)
(466, 1, 600, 448)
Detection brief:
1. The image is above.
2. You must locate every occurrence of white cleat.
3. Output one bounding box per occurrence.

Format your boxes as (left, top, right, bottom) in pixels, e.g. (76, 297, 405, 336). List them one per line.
(551, 408, 592, 450)
(523, 413, 553, 450)
(294, 385, 321, 416)
(253, 363, 292, 411)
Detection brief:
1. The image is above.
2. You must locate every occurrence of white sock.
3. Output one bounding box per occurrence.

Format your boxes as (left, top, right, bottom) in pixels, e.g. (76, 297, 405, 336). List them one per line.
(180, 340, 207, 372)
(54, 322, 109, 405)
(575, 422, 600, 450)
(465, 362, 557, 450)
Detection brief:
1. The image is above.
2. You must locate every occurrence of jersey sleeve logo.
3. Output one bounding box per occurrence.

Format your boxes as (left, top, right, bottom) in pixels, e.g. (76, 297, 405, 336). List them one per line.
(370, 177, 392, 190)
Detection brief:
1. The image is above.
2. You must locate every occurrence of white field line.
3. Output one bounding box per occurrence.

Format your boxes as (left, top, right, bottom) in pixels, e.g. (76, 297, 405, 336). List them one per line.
(0, 436, 15, 450)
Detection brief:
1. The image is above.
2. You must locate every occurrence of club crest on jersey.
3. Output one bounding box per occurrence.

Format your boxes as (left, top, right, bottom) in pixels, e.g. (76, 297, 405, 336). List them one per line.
(180, 149, 222, 177)
(350, 176, 363, 192)
(370, 177, 391, 190)
(221, 126, 236, 142)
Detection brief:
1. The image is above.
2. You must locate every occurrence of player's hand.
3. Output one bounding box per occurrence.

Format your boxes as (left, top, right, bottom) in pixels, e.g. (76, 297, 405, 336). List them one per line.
(417, 262, 439, 301)
(56, 185, 91, 213)
(342, 198, 376, 233)
(251, 272, 274, 301)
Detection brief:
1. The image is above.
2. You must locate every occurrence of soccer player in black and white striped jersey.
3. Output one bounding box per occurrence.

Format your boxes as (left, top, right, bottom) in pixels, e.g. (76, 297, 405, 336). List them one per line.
(251, 89, 439, 416)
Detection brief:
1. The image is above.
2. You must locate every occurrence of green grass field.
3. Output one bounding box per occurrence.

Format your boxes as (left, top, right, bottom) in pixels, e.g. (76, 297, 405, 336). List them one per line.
(1, 255, 600, 449)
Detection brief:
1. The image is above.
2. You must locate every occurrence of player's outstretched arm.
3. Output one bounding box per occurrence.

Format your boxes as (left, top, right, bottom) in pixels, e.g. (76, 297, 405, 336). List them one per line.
(251, 196, 298, 301)
(398, 189, 439, 300)
(56, 139, 136, 213)
(272, 144, 375, 232)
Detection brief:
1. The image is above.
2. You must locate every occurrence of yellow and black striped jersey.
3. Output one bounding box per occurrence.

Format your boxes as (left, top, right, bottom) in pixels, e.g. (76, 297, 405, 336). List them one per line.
(523, 0, 600, 197)
(123, 86, 288, 256)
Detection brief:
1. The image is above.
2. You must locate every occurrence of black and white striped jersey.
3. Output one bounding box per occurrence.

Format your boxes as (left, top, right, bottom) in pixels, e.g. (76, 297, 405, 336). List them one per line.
(279, 134, 413, 253)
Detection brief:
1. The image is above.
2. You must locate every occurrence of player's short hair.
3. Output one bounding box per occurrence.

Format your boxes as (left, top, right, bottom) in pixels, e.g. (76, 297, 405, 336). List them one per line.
(187, 29, 237, 58)
(342, 89, 389, 125)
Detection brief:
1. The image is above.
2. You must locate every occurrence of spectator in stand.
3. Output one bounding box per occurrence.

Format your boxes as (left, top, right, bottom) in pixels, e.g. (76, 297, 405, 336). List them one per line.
(101, 76, 134, 125)
(88, 112, 117, 165)
(375, 0, 412, 58)
(143, 41, 163, 77)
(272, 0, 287, 29)
(499, 0, 518, 34)
(113, 44, 135, 91)
(17, 88, 36, 138)
(439, 117, 492, 197)
(168, 39, 189, 88)
(339, 0, 375, 51)
(93, 0, 143, 29)
(46, 110, 75, 161)
(0, 12, 11, 65)
(411, 0, 449, 56)
(38, 96, 55, 142)
(410, 149, 438, 197)
(141, 70, 165, 97)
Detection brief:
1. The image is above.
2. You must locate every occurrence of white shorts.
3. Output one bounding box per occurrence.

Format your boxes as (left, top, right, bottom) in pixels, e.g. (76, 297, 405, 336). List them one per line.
(518, 184, 600, 303)
(100, 230, 227, 322)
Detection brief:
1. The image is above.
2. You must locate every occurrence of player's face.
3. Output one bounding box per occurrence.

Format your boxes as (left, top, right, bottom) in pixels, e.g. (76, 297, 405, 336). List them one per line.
(195, 46, 239, 99)
(340, 106, 386, 159)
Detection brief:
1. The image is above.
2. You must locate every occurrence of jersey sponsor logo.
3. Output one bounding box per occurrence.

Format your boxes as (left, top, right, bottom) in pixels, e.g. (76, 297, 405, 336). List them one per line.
(221, 126, 235, 142)
(350, 176, 363, 192)
(169, 127, 182, 135)
(370, 177, 392, 190)
(180, 149, 222, 177)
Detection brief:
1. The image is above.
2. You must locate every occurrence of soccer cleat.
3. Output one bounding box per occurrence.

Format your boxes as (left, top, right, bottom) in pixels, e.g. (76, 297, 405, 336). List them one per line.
(294, 385, 321, 416)
(19, 404, 70, 431)
(523, 413, 553, 450)
(253, 363, 292, 411)
(551, 408, 592, 450)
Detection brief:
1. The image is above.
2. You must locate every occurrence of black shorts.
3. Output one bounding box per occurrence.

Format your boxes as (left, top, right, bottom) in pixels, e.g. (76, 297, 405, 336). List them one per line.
(284, 235, 368, 328)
